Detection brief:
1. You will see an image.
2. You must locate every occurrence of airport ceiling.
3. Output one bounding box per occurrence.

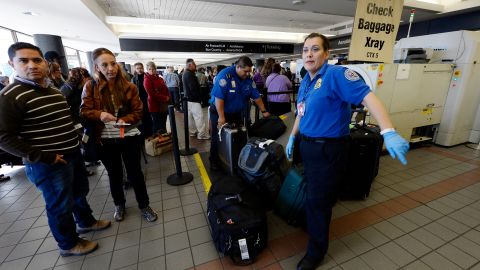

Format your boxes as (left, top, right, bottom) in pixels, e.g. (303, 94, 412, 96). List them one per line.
(1, 0, 479, 65)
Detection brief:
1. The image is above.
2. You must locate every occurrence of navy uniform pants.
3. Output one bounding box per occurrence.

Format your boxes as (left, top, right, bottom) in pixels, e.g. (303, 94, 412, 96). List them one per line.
(299, 136, 349, 259)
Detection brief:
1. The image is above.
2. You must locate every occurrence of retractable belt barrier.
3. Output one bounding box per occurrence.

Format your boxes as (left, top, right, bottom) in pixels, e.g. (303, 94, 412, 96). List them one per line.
(166, 105, 193, 186)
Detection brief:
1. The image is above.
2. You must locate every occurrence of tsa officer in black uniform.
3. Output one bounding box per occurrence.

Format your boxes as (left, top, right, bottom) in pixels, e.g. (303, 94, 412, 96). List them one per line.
(286, 33, 409, 270)
(209, 56, 270, 170)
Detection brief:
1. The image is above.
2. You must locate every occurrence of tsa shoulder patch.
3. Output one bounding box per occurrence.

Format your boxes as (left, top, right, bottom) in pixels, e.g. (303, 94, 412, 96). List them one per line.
(219, 78, 227, 87)
(344, 69, 360, 81)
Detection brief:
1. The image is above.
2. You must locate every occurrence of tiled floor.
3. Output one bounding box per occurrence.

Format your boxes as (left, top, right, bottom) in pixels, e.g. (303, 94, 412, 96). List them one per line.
(1, 110, 480, 269)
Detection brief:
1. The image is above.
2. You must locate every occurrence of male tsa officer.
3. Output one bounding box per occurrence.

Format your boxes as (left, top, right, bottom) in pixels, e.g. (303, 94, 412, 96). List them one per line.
(209, 56, 270, 170)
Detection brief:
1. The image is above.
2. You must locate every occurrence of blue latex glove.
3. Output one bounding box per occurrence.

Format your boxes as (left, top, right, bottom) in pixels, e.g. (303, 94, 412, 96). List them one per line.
(383, 130, 409, 165)
(286, 135, 295, 160)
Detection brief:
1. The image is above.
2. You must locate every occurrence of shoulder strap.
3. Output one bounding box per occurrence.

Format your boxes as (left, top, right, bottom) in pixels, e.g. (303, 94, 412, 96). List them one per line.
(270, 74, 280, 84)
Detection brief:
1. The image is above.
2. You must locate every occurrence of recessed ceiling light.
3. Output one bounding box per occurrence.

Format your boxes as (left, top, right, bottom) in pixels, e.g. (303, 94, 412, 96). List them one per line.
(22, 11, 39, 16)
(292, 0, 305, 5)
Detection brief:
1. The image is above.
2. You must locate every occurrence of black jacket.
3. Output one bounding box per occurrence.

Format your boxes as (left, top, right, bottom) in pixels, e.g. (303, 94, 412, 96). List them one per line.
(182, 70, 201, 103)
(132, 73, 148, 104)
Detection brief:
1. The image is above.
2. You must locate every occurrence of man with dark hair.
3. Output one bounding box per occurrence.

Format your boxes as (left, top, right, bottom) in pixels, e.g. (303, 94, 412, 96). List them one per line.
(132, 62, 153, 138)
(183, 59, 210, 140)
(208, 56, 270, 170)
(0, 42, 110, 257)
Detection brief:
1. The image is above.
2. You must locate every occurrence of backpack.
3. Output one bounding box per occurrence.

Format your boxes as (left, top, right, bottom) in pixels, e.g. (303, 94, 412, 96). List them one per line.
(207, 177, 268, 265)
(237, 138, 289, 208)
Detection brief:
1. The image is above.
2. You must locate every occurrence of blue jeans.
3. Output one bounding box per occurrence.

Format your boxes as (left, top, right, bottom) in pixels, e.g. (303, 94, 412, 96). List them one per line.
(168, 87, 180, 109)
(24, 150, 96, 250)
(300, 138, 348, 259)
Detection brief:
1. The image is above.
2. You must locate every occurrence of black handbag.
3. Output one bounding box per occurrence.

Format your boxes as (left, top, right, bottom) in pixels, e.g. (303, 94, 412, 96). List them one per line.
(248, 116, 286, 140)
(82, 80, 99, 162)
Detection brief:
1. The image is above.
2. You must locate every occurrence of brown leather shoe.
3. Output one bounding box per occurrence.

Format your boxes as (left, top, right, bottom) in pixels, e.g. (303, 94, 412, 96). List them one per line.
(60, 239, 98, 257)
(77, 220, 111, 234)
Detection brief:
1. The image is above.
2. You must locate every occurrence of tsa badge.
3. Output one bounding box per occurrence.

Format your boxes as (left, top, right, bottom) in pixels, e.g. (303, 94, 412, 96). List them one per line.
(231, 80, 236, 88)
(219, 79, 227, 87)
(314, 78, 322, 89)
(251, 81, 256, 89)
(344, 69, 360, 81)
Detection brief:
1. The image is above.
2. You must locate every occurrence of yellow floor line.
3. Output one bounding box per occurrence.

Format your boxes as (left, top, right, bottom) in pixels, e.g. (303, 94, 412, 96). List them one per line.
(193, 153, 211, 194)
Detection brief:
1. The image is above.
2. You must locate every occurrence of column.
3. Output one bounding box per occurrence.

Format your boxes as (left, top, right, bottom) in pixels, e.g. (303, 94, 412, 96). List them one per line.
(86, 51, 94, 75)
(33, 34, 69, 76)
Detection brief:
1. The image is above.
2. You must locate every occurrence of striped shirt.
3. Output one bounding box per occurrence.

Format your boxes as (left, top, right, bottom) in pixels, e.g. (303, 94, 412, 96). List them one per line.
(100, 122, 140, 138)
(0, 78, 79, 163)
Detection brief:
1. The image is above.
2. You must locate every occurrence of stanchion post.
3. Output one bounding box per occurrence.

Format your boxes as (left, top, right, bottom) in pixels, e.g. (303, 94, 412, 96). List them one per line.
(167, 105, 193, 185)
(180, 97, 198, 156)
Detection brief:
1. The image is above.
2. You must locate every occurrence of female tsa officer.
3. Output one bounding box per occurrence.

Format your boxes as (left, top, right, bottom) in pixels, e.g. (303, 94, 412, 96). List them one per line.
(286, 33, 409, 270)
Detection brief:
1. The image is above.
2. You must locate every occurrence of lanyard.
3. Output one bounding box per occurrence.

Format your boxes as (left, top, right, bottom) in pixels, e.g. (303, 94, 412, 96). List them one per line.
(300, 75, 320, 103)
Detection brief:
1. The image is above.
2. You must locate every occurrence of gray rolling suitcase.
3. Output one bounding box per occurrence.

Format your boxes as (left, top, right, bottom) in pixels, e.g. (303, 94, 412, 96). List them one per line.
(218, 123, 248, 175)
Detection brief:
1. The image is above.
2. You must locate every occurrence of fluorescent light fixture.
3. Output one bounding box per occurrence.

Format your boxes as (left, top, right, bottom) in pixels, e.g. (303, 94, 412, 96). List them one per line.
(415, 0, 440, 3)
(107, 16, 312, 43)
(22, 11, 39, 16)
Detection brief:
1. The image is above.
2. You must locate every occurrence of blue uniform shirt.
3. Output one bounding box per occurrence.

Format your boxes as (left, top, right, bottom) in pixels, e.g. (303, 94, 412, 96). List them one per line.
(298, 63, 371, 138)
(210, 66, 260, 114)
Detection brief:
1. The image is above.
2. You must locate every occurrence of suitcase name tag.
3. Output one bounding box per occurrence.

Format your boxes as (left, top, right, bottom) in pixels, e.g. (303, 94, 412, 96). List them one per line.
(238, 238, 250, 260)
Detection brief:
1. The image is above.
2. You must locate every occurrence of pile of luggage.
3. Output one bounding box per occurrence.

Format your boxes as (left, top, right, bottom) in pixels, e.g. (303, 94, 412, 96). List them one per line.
(207, 113, 383, 265)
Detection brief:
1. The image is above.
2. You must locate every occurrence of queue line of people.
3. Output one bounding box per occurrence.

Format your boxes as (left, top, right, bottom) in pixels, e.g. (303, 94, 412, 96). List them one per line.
(0, 34, 409, 269)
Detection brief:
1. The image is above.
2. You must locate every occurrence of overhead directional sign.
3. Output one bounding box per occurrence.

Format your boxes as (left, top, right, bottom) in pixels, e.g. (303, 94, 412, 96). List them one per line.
(119, 39, 294, 54)
(348, 0, 404, 63)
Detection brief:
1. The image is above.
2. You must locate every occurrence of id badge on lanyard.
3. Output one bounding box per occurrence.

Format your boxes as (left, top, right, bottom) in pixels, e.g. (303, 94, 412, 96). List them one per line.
(297, 102, 305, 116)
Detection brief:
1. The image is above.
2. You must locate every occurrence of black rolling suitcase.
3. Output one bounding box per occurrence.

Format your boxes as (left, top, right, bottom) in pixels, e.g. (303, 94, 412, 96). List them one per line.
(339, 123, 383, 200)
(218, 123, 248, 175)
(207, 177, 268, 265)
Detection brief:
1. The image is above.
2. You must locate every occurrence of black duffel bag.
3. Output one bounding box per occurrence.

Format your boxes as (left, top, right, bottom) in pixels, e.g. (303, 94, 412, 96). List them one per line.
(248, 116, 286, 140)
(207, 177, 267, 265)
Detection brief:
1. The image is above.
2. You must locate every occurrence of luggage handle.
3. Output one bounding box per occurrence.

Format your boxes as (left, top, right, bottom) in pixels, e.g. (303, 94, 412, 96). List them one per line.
(218, 122, 246, 142)
(225, 194, 242, 202)
(218, 123, 229, 142)
(351, 108, 368, 127)
(257, 139, 274, 149)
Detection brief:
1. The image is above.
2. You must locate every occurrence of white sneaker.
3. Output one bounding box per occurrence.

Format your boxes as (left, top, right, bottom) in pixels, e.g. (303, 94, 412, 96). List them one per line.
(197, 135, 211, 140)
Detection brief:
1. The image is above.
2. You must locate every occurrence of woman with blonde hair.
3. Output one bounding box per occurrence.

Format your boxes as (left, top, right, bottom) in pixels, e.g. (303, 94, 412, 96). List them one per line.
(81, 48, 158, 222)
(143, 61, 170, 134)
